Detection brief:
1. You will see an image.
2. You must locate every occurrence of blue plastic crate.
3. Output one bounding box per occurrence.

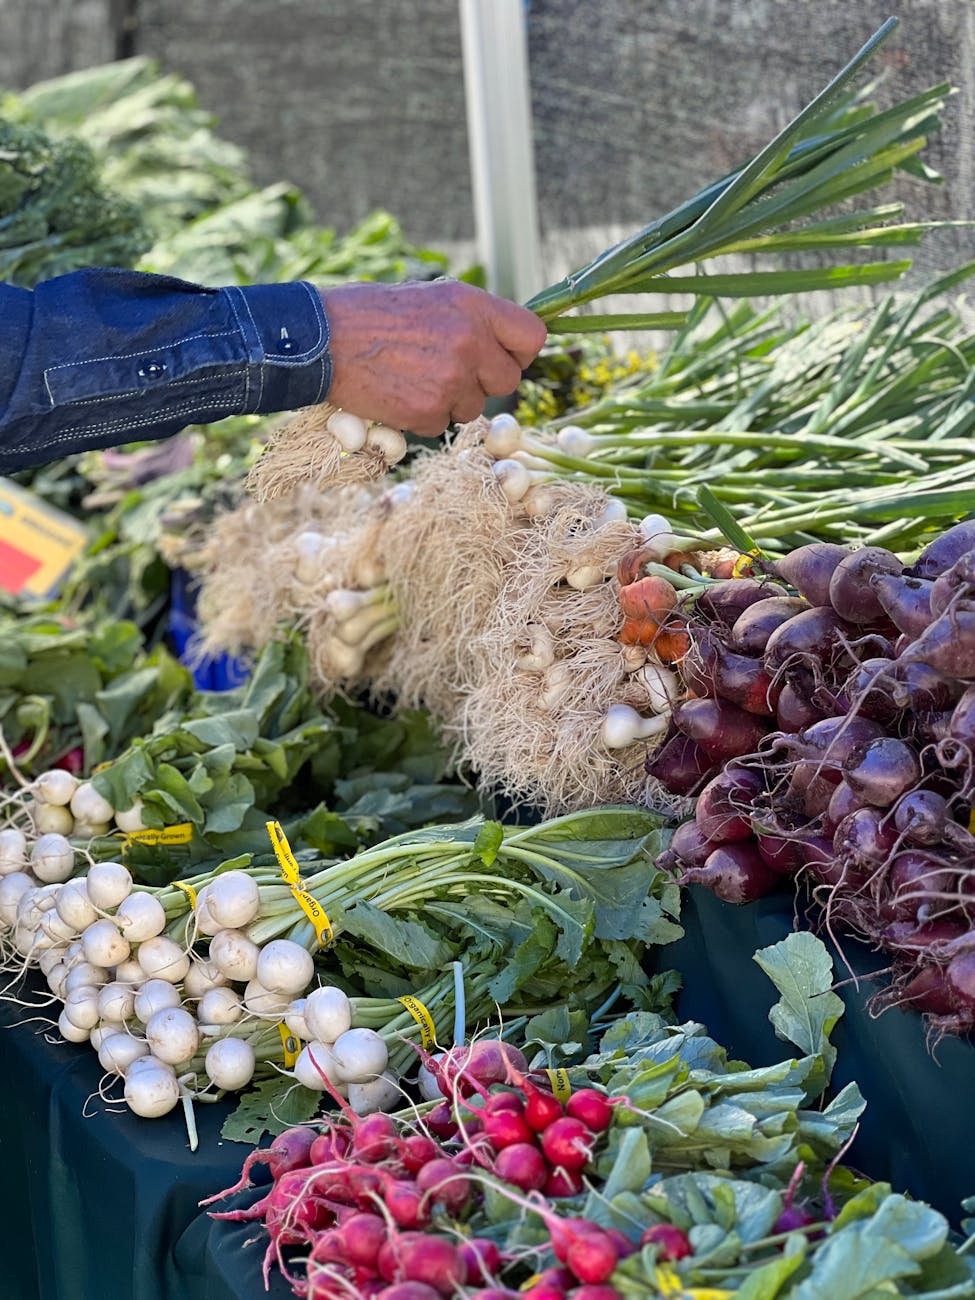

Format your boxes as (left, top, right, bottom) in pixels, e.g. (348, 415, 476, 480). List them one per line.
(168, 568, 250, 691)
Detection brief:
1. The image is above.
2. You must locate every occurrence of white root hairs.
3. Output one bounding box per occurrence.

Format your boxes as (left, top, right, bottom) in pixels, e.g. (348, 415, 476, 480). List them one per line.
(196, 418, 682, 815)
(370, 427, 520, 724)
(193, 481, 386, 670)
(245, 403, 394, 502)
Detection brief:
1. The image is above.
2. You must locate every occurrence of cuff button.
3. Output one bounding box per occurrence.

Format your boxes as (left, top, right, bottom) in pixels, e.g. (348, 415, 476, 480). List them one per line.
(138, 360, 168, 380)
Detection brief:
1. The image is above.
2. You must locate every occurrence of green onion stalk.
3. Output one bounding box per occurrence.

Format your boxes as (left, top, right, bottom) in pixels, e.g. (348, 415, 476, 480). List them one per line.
(526, 20, 952, 336)
(180, 960, 499, 1088)
(504, 262, 975, 557)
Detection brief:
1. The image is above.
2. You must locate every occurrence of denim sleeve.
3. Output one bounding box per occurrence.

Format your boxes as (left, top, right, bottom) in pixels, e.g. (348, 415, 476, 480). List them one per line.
(0, 268, 332, 473)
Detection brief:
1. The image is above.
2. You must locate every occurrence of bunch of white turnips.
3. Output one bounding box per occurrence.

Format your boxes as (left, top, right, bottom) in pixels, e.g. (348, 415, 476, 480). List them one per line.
(0, 841, 395, 1121)
(24, 771, 149, 842)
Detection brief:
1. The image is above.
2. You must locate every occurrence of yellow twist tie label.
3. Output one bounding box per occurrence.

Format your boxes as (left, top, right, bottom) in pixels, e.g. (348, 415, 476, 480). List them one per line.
(125, 822, 193, 847)
(265, 821, 333, 947)
(277, 1022, 301, 1068)
(654, 1266, 733, 1299)
(545, 1067, 572, 1103)
(968, 808, 975, 835)
(266, 819, 301, 886)
(397, 995, 437, 1049)
(731, 547, 762, 579)
(172, 879, 198, 909)
(293, 888, 333, 947)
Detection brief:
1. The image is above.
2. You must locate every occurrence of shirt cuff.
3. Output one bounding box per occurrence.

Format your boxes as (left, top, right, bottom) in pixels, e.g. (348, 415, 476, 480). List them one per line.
(225, 281, 332, 415)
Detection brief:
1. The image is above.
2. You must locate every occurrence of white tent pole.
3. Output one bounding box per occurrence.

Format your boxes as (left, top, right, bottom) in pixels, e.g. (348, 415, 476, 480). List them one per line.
(458, 0, 542, 304)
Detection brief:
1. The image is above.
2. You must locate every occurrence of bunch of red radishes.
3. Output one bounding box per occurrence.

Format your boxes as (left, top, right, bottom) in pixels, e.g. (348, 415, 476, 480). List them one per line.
(204, 1039, 683, 1299)
(653, 520, 975, 1036)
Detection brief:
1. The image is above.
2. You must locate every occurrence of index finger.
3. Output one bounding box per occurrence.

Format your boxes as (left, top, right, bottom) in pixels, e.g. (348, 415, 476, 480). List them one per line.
(485, 298, 548, 370)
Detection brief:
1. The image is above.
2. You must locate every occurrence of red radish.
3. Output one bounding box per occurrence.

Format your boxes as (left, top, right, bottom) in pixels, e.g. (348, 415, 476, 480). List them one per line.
(564, 1229, 619, 1283)
(433, 1040, 528, 1099)
(310, 1127, 352, 1165)
(416, 1159, 472, 1214)
(401, 1133, 440, 1174)
(603, 1228, 637, 1259)
(198, 1125, 316, 1205)
(640, 1223, 693, 1260)
(493, 1141, 549, 1191)
(351, 1112, 399, 1162)
(425, 1102, 458, 1140)
(545, 1167, 584, 1197)
(532, 1268, 576, 1290)
(341, 1212, 388, 1266)
(482, 1109, 536, 1150)
(540, 1117, 596, 1171)
(525, 1087, 564, 1132)
(565, 1089, 613, 1133)
(521, 1286, 566, 1300)
(773, 1203, 819, 1233)
(385, 1180, 432, 1229)
(458, 1238, 502, 1285)
(375, 1285, 443, 1300)
(378, 1233, 463, 1294)
(482, 1091, 525, 1116)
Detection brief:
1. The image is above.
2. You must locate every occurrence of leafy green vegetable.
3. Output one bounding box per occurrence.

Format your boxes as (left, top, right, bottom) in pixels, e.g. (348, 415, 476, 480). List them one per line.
(754, 931, 846, 1102)
(0, 117, 149, 286)
(219, 1077, 320, 1146)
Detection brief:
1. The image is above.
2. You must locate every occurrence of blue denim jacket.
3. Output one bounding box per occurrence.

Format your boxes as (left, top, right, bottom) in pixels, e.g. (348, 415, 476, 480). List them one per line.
(0, 268, 333, 472)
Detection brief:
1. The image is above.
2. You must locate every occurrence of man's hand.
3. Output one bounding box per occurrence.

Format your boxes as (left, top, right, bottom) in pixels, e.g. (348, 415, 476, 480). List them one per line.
(319, 279, 547, 438)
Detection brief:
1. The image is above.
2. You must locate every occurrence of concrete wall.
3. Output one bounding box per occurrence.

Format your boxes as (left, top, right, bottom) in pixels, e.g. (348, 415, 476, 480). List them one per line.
(1, 0, 973, 288)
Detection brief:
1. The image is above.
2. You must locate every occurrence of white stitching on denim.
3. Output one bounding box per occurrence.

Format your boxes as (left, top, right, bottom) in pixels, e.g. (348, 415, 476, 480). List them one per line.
(231, 290, 267, 410)
(42, 330, 239, 404)
(237, 282, 327, 365)
(37, 394, 247, 448)
(225, 291, 252, 413)
(49, 373, 225, 408)
(311, 356, 326, 404)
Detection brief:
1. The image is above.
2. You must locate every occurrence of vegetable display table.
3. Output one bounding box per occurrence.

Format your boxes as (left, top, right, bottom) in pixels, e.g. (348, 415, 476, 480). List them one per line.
(0, 977, 270, 1300)
(661, 886, 975, 1225)
(1, 891, 972, 1300)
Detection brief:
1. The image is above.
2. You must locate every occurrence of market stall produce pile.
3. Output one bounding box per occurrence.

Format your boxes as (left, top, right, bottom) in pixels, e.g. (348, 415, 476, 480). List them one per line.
(201, 933, 975, 1299)
(3, 17, 975, 1300)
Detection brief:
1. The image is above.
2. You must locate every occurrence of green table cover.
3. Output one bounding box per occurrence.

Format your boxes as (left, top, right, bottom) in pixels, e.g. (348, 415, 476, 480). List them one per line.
(1, 888, 972, 1300)
(660, 886, 975, 1223)
(0, 976, 253, 1300)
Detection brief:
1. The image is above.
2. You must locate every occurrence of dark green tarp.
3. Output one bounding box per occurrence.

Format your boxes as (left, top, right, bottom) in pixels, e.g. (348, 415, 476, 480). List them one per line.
(1, 889, 972, 1300)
